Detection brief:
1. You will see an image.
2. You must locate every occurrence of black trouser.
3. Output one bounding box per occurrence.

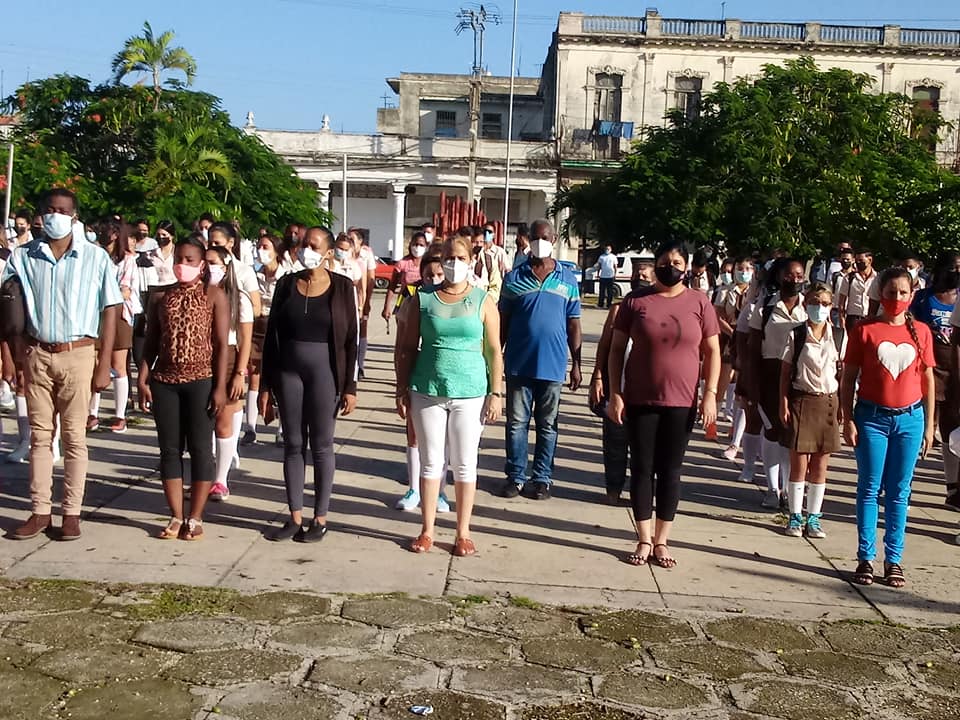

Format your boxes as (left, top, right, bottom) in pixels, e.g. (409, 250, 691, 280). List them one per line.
(626, 405, 695, 522)
(602, 415, 629, 494)
(845, 314, 864, 333)
(151, 378, 215, 482)
(275, 341, 339, 515)
(598, 278, 615, 308)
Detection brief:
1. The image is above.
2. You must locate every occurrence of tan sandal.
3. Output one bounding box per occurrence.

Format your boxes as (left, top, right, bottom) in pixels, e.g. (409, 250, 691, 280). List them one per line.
(410, 533, 432, 553)
(453, 537, 476, 556)
(158, 518, 182, 540)
(179, 518, 204, 541)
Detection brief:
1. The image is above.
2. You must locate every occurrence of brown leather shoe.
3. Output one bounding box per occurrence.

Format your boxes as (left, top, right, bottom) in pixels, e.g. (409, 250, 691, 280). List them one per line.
(59, 516, 81, 541)
(11, 514, 51, 540)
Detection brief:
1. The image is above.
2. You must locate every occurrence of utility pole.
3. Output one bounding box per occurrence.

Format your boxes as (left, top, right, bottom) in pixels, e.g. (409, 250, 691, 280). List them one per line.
(3, 144, 13, 234)
(457, 5, 501, 205)
(341, 153, 348, 233)
(503, 0, 518, 234)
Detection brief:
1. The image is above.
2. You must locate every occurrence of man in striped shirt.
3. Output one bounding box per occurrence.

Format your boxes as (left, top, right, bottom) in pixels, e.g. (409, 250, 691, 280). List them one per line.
(2, 188, 123, 541)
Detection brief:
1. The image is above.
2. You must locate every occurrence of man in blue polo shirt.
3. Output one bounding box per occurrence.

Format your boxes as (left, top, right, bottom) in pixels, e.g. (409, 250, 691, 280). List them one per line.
(499, 219, 582, 500)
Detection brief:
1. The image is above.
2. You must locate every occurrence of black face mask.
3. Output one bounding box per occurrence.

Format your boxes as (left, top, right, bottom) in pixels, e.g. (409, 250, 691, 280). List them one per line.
(631, 278, 651, 291)
(781, 280, 804, 298)
(157, 235, 172, 247)
(840, 259, 853, 268)
(855, 261, 868, 272)
(31, 226, 43, 240)
(655, 265, 684, 287)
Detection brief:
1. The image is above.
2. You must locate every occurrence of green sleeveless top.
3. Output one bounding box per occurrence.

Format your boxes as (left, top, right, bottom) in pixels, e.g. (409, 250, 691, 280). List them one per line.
(410, 286, 489, 399)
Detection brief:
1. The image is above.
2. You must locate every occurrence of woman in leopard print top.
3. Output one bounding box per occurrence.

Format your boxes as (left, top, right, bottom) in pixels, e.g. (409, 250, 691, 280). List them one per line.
(139, 235, 229, 541)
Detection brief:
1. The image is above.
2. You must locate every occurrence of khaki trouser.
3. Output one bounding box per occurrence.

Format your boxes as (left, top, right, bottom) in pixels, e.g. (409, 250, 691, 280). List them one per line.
(25, 344, 96, 515)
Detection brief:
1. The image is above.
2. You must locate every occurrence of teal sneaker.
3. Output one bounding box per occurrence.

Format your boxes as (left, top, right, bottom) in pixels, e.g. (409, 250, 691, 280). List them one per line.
(804, 513, 826, 539)
(785, 513, 804, 537)
(395, 489, 420, 512)
(437, 492, 452, 513)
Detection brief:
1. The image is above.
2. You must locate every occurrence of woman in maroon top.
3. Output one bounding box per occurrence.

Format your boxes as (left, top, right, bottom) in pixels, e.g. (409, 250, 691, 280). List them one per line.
(608, 241, 721, 568)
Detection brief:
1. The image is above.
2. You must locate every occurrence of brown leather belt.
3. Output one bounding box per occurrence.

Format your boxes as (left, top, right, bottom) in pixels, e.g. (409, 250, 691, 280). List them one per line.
(28, 337, 96, 354)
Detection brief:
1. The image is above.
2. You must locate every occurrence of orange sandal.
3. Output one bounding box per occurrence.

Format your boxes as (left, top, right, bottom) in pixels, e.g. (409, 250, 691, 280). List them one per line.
(453, 538, 476, 557)
(158, 518, 182, 540)
(179, 518, 204, 541)
(410, 533, 433, 553)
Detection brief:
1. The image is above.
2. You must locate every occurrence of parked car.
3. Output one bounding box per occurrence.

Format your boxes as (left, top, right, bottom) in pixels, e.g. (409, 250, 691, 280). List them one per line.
(581, 251, 651, 298)
(374, 257, 395, 289)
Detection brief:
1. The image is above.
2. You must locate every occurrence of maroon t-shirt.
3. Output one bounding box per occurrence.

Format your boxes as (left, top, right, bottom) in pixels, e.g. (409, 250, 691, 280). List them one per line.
(614, 288, 720, 408)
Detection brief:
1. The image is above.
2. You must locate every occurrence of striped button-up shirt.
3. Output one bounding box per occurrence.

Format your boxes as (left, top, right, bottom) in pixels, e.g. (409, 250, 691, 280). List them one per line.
(1, 236, 123, 344)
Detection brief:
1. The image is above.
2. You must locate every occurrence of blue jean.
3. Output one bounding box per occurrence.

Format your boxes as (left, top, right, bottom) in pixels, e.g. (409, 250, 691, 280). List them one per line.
(505, 377, 563, 486)
(854, 400, 925, 564)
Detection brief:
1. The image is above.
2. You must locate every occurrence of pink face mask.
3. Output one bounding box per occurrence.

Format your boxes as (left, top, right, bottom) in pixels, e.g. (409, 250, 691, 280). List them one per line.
(174, 263, 203, 284)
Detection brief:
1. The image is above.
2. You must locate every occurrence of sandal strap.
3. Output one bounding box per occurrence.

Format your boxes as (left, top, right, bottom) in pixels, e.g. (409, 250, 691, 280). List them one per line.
(885, 563, 905, 578)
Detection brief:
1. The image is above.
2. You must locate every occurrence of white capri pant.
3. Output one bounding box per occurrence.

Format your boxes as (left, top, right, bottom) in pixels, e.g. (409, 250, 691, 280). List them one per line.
(410, 392, 485, 484)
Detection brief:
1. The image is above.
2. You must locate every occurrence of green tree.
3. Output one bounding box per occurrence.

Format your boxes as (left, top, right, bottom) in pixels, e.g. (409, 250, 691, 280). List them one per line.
(140, 122, 233, 199)
(111, 22, 197, 110)
(557, 57, 960, 261)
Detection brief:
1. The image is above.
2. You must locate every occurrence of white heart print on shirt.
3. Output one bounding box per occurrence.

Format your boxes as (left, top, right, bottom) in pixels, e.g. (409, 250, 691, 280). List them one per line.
(876, 341, 916, 380)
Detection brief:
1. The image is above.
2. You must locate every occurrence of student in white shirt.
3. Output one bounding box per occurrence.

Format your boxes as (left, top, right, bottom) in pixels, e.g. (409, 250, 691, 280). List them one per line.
(593, 245, 619, 309)
(838, 249, 879, 331)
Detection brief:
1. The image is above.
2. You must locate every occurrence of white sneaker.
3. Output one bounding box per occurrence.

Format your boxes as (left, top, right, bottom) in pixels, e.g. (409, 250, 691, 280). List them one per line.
(722, 444, 739, 462)
(52, 440, 62, 464)
(0, 388, 14, 411)
(437, 492, 452, 513)
(6, 440, 29, 464)
(761, 489, 780, 508)
(395, 489, 420, 511)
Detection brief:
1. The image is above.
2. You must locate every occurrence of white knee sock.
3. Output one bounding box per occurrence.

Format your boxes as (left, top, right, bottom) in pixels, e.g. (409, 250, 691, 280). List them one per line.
(113, 376, 129, 419)
(762, 437, 781, 493)
(231, 410, 243, 456)
(89, 392, 101, 417)
(215, 437, 234, 489)
(407, 446, 420, 493)
(244, 390, 259, 432)
(806, 483, 826, 515)
(1, 380, 10, 396)
(731, 406, 746, 448)
(16, 395, 29, 442)
(725, 383, 737, 416)
(741, 432, 761, 479)
(788, 481, 805, 515)
(780, 445, 792, 493)
(358, 338, 368, 371)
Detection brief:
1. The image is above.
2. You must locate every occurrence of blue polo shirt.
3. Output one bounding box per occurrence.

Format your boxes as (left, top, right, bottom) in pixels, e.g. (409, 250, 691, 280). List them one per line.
(499, 259, 581, 382)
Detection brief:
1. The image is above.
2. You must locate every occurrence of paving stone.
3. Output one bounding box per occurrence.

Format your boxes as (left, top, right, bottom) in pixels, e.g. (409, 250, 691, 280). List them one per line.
(0, 580, 98, 618)
(0, 638, 41, 668)
(731, 680, 862, 720)
(522, 636, 637, 672)
(522, 703, 644, 720)
(308, 654, 440, 694)
(166, 648, 301, 686)
(370, 689, 507, 720)
(580, 609, 696, 645)
(820, 622, 949, 658)
(65, 678, 200, 720)
(914, 659, 960, 694)
(450, 663, 588, 701)
(650, 642, 766, 680)
(4, 611, 138, 647)
(133, 617, 256, 652)
(944, 627, 960, 652)
(0, 666, 64, 720)
(31, 642, 172, 684)
(704, 618, 816, 653)
(780, 650, 893, 687)
(217, 681, 343, 720)
(397, 629, 513, 664)
(598, 672, 710, 711)
(268, 618, 380, 655)
(341, 596, 452, 627)
(882, 688, 960, 720)
(234, 591, 332, 622)
(465, 604, 580, 639)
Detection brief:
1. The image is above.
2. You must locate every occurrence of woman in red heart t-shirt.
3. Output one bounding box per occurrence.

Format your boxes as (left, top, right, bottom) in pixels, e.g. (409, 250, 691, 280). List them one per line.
(840, 267, 936, 590)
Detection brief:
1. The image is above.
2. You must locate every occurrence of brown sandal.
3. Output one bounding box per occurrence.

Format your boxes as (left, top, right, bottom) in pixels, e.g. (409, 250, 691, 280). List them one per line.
(410, 533, 432, 553)
(627, 542, 652, 566)
(158, 518, 182, 540)
(453, 538, 476, 556)
(179, 518, 204, 541)
(853, 561, 874, 586)
(652, 544, 677, 569)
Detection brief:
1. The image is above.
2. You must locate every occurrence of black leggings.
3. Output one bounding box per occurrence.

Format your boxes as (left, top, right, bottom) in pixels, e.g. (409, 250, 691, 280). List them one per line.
(626, 405, 695, 522)
(275, 341, 339, 515)
(151, 378, 215, 482)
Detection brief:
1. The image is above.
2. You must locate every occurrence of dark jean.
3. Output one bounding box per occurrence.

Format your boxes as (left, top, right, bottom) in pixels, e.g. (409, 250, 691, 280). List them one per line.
(626, 405, 695, 522)
(598, 278, 615, 308)
(505, 377, 563, 486)
(150, 378, 215, 482)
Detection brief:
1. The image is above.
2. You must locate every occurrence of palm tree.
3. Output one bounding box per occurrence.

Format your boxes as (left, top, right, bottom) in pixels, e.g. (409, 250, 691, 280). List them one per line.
(111, 22, 197, 110)
(143, 122, 232, 200)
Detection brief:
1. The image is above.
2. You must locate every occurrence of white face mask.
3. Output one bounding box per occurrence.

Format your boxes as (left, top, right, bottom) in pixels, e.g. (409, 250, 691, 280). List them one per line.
(334, 247, 350, 262)
(201, 228, 209, 242)
(907, 267, 920, 281)
(530, 239, 553, 259)
(442, 259, 470, 284)
(428, 274, 445, 287)
(299, 246, 324, 270)
(208, 265, 226, 286)
(806, 304, 830, 325)
(85, 230, 98, 244)
(257, 247, 274, 265)
(42, 213, 73, 240)
(735, 270, 753, 285)
(423, 232, 434, 243)
(412, 245, 427, 258)
(719, 272, 733, 286)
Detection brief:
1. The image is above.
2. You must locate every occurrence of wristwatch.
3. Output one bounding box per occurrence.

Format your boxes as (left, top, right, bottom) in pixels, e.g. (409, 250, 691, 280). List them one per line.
(489, 392, 504, 398)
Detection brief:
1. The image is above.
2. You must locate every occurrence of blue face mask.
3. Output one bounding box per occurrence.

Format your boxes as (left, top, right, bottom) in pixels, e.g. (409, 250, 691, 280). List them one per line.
(483, 230, 494, 244)
(806, 304, 830, 325)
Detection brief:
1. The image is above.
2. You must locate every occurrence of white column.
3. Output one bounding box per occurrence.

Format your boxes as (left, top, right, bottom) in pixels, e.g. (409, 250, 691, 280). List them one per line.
(314, 181, 331, 221)
(391, 186, 406, 260)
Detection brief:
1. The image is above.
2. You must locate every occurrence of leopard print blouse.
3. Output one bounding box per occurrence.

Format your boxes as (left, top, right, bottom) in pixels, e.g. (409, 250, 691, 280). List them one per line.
(152, 281, 214, 384)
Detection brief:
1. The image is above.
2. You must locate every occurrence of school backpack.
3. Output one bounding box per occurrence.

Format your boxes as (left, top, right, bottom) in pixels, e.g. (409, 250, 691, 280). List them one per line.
(0, 274, 26, 341)
(789, 324, 845, 385)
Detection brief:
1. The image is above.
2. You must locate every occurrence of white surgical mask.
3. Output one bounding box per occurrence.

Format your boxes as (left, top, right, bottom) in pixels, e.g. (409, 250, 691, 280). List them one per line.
(85, 230, 98, 244)
(423, 231, 434, 243)
(907, 267, 920, 281)
(208, 265, 226, 286)
(806, 304, 830, 325)
(719, 272, 733, 286)
(530, 238, 553, 259)
(428, 273, 444, 287)
(42, 213, 73, 240)
(443, 259, 470, 284)
(201, 228, 209, 242)
(412, 245, 427, 258)
(299, 246, 324, 270)
(257, 247, 274, 265)
(334, 247, 349, 262)
(735, 270, 753, 285)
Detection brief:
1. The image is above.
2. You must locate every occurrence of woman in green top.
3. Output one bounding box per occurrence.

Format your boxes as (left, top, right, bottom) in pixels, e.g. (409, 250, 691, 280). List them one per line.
(396, 235, 504, 556)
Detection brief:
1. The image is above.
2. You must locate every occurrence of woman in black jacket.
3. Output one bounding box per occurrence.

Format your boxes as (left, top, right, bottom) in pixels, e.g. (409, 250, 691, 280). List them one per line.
(261, 226, 359, 543)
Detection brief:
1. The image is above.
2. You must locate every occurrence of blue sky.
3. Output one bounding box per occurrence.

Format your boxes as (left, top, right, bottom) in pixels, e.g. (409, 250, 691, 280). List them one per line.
(2, 0, 956, 133)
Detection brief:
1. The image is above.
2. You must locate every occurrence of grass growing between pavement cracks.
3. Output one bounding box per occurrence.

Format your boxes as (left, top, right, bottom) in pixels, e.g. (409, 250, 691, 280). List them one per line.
(508, 595, 541, 610)
(108, 585, 242, 620)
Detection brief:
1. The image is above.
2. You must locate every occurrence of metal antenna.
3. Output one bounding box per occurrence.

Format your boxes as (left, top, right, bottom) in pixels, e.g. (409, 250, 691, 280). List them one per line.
(456, 4, 502, 76)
